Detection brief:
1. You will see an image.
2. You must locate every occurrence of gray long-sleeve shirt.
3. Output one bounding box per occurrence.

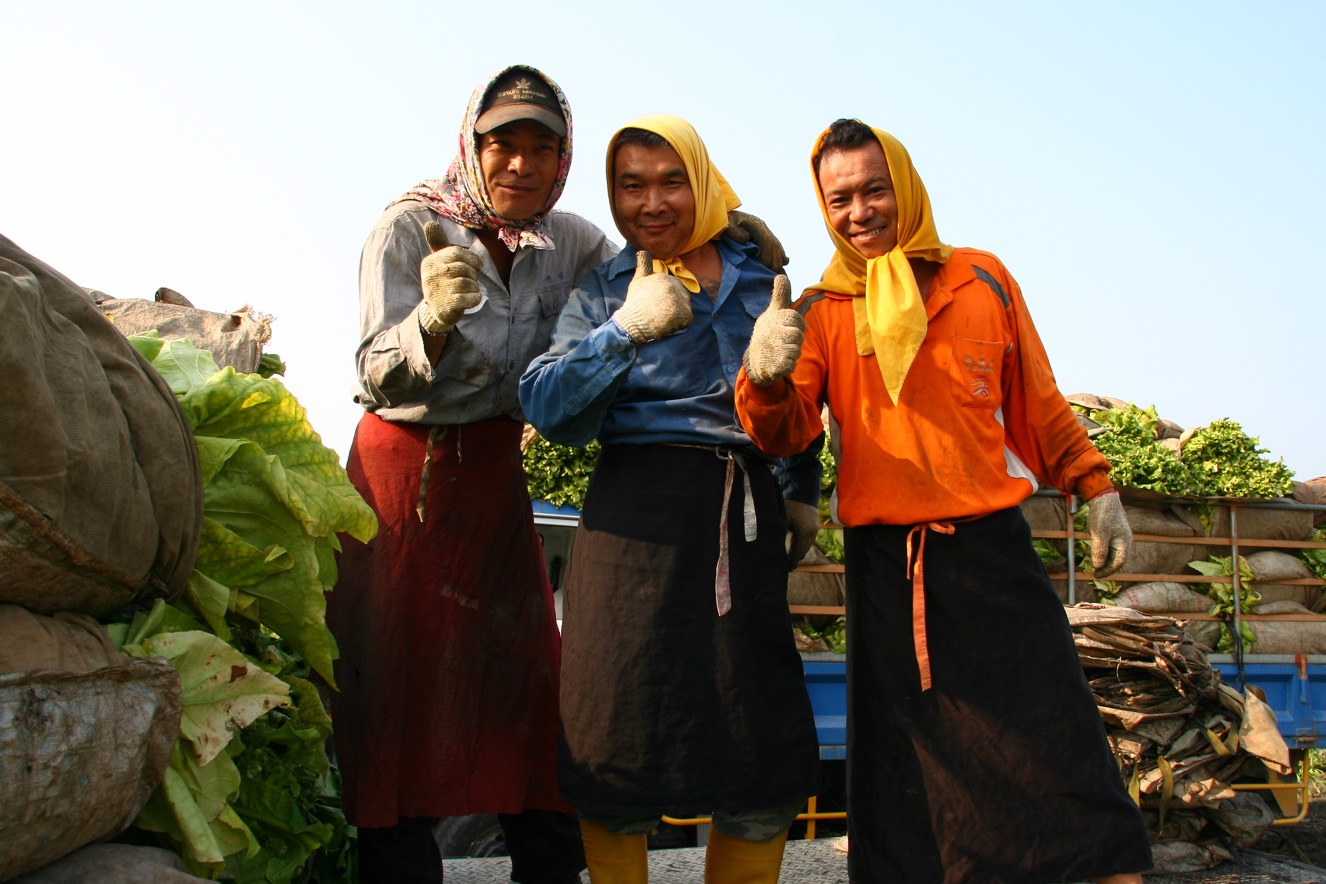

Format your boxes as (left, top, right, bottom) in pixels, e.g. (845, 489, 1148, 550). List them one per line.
(354, 200, 618, 424)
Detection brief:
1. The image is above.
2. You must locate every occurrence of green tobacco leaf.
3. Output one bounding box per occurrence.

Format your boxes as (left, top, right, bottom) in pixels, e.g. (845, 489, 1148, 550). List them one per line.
(134, 741, 257, 871)
(257, 351, 287, 378)
(185, 569, 236, 639)
(113, 598, 208, 649)
(129, 333, 223, 395)
(228, 775, 333, 883)
(192, 433, 337, 683)
(1188, 560, 1227, 577)
(179, 368, 377, 544)
(125, 329, 165, 363)
(131, 630, 291, 766)
(194, 514, 295, 589)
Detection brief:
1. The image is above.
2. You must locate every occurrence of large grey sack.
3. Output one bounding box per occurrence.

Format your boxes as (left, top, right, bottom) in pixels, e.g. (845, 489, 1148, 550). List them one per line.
(9, 844, 210, 884)
(0, 234, 203, 618)
(0, 606, 182, 883)
(97, 298, 270, 375)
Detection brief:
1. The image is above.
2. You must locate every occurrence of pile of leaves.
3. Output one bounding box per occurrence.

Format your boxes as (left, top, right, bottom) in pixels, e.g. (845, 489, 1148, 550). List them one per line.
(1068, 605, 1292, 871)
(104, 333, 377, 882)
(1076, 401, 1295, 498)
(522, 433, 599, 510)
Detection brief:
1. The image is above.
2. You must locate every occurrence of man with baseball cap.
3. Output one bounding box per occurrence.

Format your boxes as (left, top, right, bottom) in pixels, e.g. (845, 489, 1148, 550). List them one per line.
(476, 70, 568, 136)
(330, 64, 606, 884)
(330, 66, 789, 883)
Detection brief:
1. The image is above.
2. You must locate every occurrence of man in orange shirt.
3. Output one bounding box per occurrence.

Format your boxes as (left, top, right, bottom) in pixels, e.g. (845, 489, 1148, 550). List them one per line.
(735, 118, 1152, 883)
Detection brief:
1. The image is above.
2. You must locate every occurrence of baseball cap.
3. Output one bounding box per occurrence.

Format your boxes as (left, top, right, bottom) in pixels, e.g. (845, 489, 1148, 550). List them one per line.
(475, 70, 567, 137)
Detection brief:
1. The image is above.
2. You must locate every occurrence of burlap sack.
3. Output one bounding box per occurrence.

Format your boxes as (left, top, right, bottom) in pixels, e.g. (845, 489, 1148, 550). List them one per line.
(0, 604, 123, 674)
(788, 547, 845, 608)
(97, 298, 270, 375)
(1208, 502, 1313, 555)
(0, 608, 181, 882)
(1111, 582, 1213, 614)
(1242, 550, 1322, 610)
(9, 844, 210, 884)
(1146, 840, 1234, 875)
(1019, 493, 1070, 534)
(1294, 478, 1326, 526)
(1246, 613, 1326, 655)
(1181, 619, 1222, 653)
(0, 234, 203, 619)
(1119, 500, 1209, 577)
(1207, 790, 1276, 849)
(1251, 600, 1313, 616)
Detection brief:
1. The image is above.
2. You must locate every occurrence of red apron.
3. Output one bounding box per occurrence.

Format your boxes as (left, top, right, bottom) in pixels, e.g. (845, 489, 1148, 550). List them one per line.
(328, 414, 567, 828)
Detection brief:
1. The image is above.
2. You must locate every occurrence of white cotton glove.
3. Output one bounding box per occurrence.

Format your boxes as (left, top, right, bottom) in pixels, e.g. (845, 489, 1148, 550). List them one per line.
(418, 221, 483, 335)
(785, 499, 820, 570)
(744, 275, 805, 386)
(725, 210, 788, 272)
(612, 250, 693, 344)
(1087, 489, 1132, 578)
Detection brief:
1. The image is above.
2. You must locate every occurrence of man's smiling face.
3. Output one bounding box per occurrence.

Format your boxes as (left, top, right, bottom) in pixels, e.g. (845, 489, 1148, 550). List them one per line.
(818, 140, 899, 259)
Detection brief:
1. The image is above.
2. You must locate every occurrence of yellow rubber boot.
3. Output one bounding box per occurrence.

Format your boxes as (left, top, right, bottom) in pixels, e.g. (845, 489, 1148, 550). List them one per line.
(703, 828, 790, 883)
(578, 819, 649, 883)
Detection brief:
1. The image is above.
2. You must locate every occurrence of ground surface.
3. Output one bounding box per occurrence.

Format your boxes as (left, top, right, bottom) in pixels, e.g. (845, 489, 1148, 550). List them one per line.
(1257, 802, 1326, 868)
(438, 807, 1326, 884)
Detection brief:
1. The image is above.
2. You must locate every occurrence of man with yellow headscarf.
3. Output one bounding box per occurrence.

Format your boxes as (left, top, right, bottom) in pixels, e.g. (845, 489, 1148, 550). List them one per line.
(519, 115, 821, 883)
(735, 119, 1152, 883)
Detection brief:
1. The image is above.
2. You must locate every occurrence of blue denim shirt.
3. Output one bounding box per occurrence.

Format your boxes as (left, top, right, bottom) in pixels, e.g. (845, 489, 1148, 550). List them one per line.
(519, 237, 821, 504)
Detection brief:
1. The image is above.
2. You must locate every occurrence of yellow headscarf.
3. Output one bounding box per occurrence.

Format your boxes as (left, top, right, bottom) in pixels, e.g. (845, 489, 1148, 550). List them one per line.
(606, 113, 741, 293)
(809, 125, 953, 404)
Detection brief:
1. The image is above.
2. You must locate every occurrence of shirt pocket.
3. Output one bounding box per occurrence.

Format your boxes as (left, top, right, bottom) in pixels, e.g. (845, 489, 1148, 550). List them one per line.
(536, 280, 573, 318)
(948, 336, 1006, 409)
(435, 325, 498, 392)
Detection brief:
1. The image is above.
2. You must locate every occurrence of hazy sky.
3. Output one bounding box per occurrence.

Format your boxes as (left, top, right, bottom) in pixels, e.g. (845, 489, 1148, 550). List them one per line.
(5, 1, 1323, 480)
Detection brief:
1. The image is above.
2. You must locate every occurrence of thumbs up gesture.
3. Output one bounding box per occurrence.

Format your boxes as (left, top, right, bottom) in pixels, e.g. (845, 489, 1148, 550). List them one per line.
(611, 250, 693, 344)
(418, 220, 484, 335)
(743, 275, 804, 386)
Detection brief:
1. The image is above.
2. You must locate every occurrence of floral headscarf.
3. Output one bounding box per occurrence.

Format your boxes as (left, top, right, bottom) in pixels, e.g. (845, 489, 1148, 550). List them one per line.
(604, 113, 740, 292)
(395, 64, 573, 252)
(809, 123, 953, 403)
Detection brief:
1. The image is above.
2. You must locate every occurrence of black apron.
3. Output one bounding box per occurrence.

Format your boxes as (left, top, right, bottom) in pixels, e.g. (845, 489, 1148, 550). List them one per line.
(558, 443, 820, 818)
(844, 507, 1153, 883)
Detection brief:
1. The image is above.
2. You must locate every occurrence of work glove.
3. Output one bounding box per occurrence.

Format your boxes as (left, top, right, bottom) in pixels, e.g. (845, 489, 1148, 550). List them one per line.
(785, 499, 820, 570)
(418, 221, 483, 335)
(725, 210, 788, 273)
(1087, 489, 1132, 578)
(743, 275, 805, 386)
(612, 250, 693, 344)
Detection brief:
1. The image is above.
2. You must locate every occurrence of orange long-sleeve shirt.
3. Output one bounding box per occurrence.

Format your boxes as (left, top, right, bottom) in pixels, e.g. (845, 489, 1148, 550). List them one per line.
(736, 248, 1113, 527)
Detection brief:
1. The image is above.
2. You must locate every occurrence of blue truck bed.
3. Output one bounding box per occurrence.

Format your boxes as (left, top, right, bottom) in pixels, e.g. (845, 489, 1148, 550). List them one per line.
(1210, 654, 1326, 749)
(803, 653, 1326, 753)
(801, 653, 847, 759)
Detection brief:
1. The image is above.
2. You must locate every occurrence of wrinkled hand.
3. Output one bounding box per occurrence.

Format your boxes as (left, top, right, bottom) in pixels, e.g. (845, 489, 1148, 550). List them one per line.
(785, 499, 820, 570)
(725, 210, 788, 273)
(418, 221, 483, 335)
(612, 250, 693, 344)
(1087, 490, 1132, 577)
(743, 275, 804, 385)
